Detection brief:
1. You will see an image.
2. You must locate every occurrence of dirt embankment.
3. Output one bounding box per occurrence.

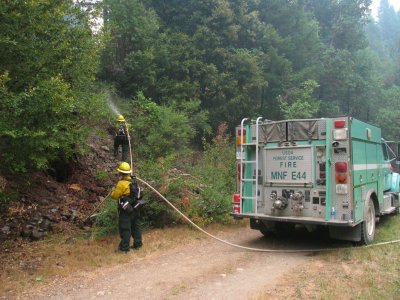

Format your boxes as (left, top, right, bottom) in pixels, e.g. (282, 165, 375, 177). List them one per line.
(0, 132, 117, 245)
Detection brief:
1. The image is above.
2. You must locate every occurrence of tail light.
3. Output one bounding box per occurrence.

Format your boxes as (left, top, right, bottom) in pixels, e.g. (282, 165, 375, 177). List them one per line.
(335, 162, 348, 183)
(334, 120, 346, 128)
(335, 173, 348, 183)
(236, 129, 246, 145)
(335, 162, 347, 173)
(232, 193, 241, 213)
(335, 162, 348, 193)
(333, 119, 348, 140)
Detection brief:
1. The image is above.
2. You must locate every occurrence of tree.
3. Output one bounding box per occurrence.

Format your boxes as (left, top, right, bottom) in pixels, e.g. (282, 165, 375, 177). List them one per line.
(305, 0, 372, 51)
(0, 0, 100, 172)
(376, 86, 400, 140)
(130, 92, 195, 159)
(278, 80, 320, 119)
(100, 0, 159, 96)
(100, 0, 390, 134)
(378, 0, 400, 51)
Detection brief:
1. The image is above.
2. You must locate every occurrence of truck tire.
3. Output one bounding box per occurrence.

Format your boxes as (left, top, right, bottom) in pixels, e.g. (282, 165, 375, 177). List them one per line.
(360, 198, 376, 245)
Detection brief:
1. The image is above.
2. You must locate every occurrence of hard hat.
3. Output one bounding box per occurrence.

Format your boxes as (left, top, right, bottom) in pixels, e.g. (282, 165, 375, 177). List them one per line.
(117, 162, 131, 174)
(117, 114, 125, 122)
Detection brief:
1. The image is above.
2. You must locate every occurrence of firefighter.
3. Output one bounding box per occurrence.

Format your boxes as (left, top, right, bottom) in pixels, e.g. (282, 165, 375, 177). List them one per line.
(111, 162, 143, 252)
(113, 114, 129, 162)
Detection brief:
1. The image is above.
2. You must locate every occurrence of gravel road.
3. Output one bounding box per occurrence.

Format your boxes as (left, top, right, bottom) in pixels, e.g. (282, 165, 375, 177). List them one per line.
(25, 226, 338, 300)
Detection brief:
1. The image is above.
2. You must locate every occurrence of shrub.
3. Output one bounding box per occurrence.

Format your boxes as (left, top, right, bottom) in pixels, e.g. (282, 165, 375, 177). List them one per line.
(130, 92, 195, 159)
(95, 169, 109, 181)
(92, 198, 118, 238)
(190, 123, 236, 224)
(138, 123, 235, 228)
(0, 189, 17, 204)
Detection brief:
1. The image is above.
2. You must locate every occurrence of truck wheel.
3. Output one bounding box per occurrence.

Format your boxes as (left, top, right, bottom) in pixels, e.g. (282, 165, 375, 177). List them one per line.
(360, 198, 376, 245)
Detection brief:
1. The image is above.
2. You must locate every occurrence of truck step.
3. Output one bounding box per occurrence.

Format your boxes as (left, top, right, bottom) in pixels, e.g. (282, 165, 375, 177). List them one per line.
(381, 207, 396, 215)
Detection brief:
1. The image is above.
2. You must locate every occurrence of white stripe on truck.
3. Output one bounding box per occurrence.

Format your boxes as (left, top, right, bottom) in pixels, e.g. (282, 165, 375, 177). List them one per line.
(352, 163, 391, 171)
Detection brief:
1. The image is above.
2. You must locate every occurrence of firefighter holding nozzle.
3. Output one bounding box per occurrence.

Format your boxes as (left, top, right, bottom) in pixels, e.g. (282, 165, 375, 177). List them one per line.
(114, 114, 129, 162)
(111, 162, 145, 252)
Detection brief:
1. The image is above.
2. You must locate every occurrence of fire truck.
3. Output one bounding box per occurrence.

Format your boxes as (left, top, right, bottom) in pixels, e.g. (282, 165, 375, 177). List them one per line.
(232, 117, 400, 244)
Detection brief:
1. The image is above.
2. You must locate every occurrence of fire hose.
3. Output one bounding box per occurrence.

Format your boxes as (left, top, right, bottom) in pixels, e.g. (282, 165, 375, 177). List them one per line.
(86, 176, 400, 253)
(135, 176, 400, 253)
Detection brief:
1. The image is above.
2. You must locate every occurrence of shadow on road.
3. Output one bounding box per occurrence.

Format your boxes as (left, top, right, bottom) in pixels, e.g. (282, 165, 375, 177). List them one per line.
(236, 225, 353, 252)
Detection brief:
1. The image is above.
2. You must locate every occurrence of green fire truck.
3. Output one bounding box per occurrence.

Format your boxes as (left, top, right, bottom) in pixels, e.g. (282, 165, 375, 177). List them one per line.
(232, 117, 400, 244)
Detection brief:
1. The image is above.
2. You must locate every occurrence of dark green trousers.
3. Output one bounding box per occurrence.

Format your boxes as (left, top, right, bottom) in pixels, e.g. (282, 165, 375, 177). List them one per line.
(114, 135, 128, 161)
(118, 210, 142, 252)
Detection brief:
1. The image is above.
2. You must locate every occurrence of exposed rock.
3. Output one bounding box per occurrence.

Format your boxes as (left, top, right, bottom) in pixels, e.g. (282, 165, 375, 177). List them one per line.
(21, 226, 33, 238)
(43, 214, 55, 222)
(31, 228, 45, 241)
(70, 210, 78, 222)
(26, 224, 34, 230)
(39, 218, 52, 231)
(1, 226, 10, 235)
(1, 131, 115, 241)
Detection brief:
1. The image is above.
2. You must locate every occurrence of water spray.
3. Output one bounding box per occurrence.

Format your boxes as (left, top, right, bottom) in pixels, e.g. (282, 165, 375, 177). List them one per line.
(106, 93, 121, 116)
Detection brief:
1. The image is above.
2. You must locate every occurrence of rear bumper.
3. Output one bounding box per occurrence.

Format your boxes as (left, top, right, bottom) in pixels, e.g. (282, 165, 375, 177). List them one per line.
(230, 213, 359, 227)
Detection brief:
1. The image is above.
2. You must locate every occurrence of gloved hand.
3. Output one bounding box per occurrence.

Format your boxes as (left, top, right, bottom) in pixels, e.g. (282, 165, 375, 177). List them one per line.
(122, 201, 130, 210)
(121, 200, 134, 213)
(134, 199, 146, 209)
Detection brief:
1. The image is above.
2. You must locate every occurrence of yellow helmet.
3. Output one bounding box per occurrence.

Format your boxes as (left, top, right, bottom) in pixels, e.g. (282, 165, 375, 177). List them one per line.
(117, 162, 131, 174)
(117, 114, 125, 122)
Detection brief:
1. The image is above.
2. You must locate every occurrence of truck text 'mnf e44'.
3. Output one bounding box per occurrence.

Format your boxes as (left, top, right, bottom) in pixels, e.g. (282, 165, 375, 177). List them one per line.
(232, 117, 400, 244)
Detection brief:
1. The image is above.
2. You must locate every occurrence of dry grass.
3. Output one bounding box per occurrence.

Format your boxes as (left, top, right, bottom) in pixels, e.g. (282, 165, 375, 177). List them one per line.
(0, 223, 245, 298)
(250, 215, 400, 300)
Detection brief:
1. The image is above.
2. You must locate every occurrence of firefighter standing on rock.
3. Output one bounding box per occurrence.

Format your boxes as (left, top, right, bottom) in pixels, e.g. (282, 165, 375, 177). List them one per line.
(114, 115, 129, 162)
(111, 162, 144, 252)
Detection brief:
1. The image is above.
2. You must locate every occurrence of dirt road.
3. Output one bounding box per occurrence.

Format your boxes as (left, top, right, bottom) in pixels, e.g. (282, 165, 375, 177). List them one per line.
(25, 226, 340, 300)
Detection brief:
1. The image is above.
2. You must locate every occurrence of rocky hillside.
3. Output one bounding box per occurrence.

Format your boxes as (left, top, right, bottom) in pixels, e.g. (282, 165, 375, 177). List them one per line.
(0, 132, 118, 246)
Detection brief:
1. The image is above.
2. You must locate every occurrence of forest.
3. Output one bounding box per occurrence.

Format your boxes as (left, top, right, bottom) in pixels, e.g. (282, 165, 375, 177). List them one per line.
(1, 0, 400, 226)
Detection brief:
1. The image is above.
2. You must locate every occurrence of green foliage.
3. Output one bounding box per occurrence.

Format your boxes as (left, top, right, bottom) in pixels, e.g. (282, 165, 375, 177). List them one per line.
(100, 0, 159, 95)
(378, 0, 400, 56)
(376, 86, 400, 140)
(92, 198, 119, 238)
(127, 124, 235, 229)
(0, 0, 101, 172)
(190, 124, 236, 224)
(101, 0, 392, 128)
(305, 0, 371, 51)
(95, 169, 109, 181)
(278, 80, 320, 119)
(135, 154, 187, 228)
(0, 188, 17, 203)
(131, 92, 195, 159)
(0, 74, 85, 171)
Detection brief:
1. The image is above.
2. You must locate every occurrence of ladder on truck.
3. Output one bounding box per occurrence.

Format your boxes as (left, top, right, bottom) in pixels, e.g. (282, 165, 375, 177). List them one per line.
(239, 117, 262, 214)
